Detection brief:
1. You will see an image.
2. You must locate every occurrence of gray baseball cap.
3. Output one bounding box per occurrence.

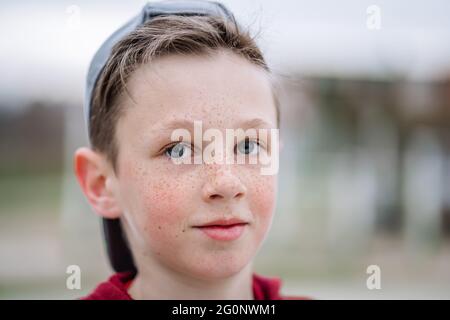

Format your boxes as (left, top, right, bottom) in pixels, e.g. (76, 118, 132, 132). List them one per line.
(84, 0, 236, 273)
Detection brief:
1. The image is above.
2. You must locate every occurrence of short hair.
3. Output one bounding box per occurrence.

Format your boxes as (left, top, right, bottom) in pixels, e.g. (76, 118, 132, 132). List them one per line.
(89, 14, 280, 172)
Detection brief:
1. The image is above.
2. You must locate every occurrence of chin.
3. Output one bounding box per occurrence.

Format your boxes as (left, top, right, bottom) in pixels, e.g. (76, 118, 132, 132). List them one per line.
(185, 252, 253, 280)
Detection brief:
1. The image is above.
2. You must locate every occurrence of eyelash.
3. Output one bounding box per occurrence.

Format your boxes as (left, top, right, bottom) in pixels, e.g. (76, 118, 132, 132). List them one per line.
(162, 141, 194, 159)
(162, 138, 264, 159)
(234, 138, 263, 155)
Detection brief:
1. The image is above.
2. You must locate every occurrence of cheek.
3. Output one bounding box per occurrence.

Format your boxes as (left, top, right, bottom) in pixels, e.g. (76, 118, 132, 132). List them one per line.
(247, 175, 277, 246)
(248, 175, 277, 221)
(118, 160, 194, 240)
(142, 179, 189, 229)
(127, 169, 202, 249)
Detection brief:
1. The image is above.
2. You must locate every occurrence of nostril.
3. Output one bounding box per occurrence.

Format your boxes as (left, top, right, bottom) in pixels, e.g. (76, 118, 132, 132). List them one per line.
(209, 192, 244, 201)
(235, 192, 244, 199)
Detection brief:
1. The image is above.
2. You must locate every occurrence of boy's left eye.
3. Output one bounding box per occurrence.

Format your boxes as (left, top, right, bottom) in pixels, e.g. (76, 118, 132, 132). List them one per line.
(235, 138, 260, 155)
(164, 142, 193, 159)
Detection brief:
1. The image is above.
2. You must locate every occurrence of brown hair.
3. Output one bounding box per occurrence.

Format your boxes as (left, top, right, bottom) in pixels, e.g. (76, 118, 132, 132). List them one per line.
(89, 15, 280, 173)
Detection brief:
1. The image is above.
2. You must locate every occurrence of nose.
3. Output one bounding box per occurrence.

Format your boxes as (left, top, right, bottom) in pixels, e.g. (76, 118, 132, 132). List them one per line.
(202, 165, 247, 202)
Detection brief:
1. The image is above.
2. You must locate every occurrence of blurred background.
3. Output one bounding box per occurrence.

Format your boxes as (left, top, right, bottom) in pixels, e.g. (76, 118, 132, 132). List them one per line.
(1, 0, 450, 299)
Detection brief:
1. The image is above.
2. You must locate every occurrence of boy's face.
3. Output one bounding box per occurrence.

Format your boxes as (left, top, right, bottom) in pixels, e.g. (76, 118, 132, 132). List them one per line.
(93, 51, 278, 279)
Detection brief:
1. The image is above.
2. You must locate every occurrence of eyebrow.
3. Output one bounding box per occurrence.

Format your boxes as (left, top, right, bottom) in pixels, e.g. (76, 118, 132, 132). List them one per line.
(151, 118, 275, 133)
(239, 118, 275, 129)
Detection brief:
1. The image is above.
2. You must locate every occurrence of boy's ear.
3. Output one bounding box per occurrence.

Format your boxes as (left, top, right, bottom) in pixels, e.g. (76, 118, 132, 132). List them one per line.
(73, 147, 122, 219)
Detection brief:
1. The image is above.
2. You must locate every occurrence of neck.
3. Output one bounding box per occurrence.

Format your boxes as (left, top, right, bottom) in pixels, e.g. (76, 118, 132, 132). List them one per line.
(128, 259, 254, 300)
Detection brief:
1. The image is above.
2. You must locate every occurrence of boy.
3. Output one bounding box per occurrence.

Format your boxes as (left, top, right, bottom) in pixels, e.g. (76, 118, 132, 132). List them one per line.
(74, 0, 305, 300)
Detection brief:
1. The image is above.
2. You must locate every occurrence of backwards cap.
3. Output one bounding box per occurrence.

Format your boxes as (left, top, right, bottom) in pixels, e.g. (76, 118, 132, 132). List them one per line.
(84, 1, 236, 273)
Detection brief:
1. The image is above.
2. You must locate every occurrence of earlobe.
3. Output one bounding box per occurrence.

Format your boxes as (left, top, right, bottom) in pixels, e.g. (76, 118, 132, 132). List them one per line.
(73, 147, 122, 219)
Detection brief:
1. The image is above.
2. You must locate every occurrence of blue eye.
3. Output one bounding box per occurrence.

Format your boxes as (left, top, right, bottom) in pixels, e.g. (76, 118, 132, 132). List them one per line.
(235, 138, 260, 155)
(164, 142, 192, 159)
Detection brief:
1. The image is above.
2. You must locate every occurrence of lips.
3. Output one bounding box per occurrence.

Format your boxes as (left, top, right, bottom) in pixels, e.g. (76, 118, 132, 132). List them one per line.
(195, 218, 247, 228)
(193, 218, 248, 241)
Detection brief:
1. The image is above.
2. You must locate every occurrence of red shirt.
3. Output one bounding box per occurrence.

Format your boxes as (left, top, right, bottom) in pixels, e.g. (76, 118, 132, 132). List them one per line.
(81, 272, 310, 300)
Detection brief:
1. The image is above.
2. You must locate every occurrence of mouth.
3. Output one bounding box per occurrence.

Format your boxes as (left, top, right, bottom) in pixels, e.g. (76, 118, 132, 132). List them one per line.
(193, 219, 249, 241)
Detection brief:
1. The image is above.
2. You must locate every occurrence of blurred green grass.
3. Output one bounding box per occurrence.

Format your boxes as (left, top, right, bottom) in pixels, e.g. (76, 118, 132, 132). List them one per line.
(0, 171, 63, 218)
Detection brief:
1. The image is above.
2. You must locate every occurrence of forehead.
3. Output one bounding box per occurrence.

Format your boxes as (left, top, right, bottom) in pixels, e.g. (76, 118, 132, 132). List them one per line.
(116, 50, 277, 140)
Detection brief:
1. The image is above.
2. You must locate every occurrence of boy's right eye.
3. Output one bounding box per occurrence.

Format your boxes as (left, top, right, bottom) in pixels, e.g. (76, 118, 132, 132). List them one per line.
(164, 142, 192, 159)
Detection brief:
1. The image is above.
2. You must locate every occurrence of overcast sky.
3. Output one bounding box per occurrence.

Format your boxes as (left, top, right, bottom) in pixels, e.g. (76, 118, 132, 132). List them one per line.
(1, 0, 450, 107)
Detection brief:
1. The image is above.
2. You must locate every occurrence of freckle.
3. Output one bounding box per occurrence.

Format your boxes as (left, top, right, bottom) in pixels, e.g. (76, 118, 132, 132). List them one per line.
(158, 226, 162, 230)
